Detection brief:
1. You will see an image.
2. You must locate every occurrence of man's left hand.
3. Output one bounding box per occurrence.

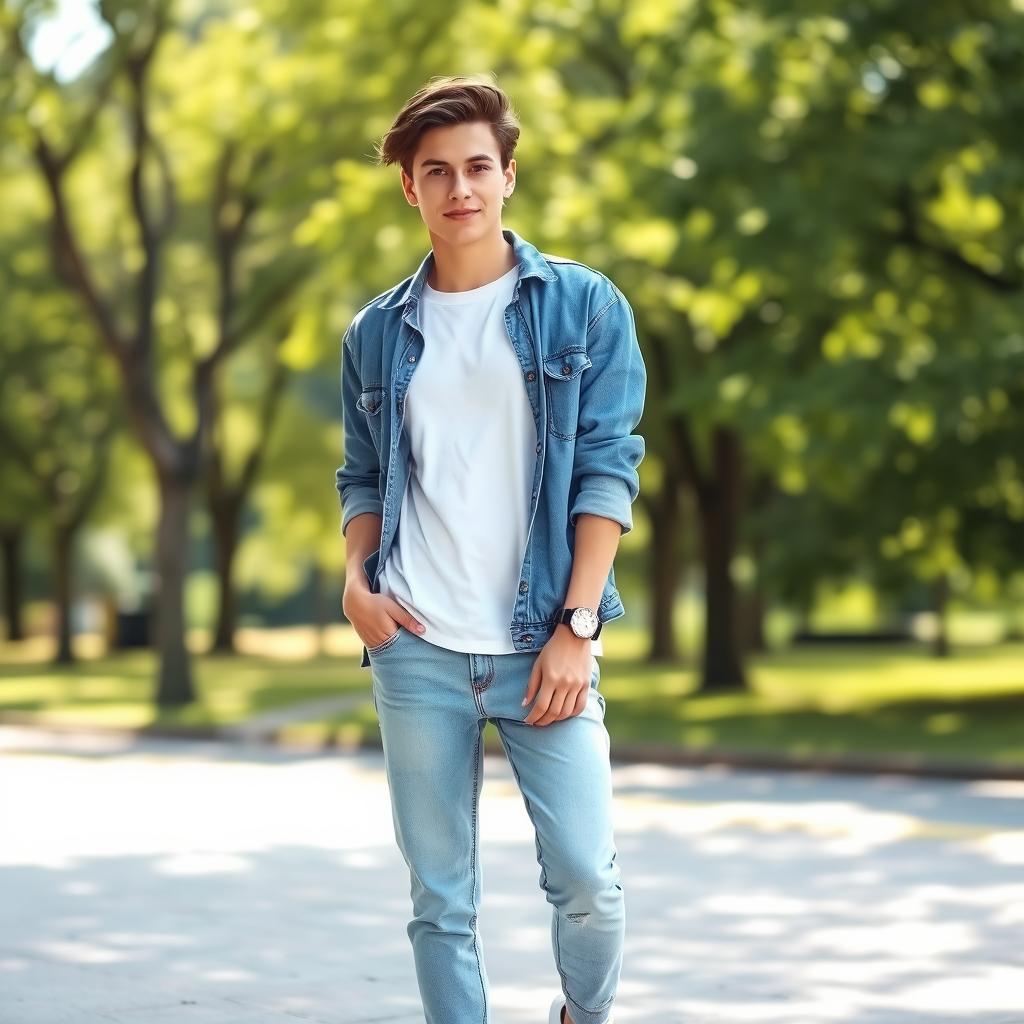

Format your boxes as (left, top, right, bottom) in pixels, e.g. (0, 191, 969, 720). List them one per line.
(521, 625, 593, 727)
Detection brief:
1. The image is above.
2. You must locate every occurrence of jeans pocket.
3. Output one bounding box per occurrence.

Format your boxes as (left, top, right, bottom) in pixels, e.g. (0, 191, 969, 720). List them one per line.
(366, 626, 403, 656)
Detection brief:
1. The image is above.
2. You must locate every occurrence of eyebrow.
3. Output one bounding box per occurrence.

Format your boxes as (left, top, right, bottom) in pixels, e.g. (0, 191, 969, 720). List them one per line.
(419, 154, 495, 168)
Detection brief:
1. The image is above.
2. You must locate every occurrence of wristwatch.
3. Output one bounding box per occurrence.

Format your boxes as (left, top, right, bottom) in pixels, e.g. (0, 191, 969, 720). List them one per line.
(558, 605, 603, 640)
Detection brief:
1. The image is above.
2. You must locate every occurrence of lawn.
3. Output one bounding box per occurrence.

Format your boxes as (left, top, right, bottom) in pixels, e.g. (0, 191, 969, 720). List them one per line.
(0, 626, 371, 729)
(3, 625, 1021, 767)
(279, 635, 1024, 766)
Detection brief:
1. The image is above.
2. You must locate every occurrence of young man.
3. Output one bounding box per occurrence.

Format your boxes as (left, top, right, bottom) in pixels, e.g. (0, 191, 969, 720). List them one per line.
(336, 75, 646, 1024)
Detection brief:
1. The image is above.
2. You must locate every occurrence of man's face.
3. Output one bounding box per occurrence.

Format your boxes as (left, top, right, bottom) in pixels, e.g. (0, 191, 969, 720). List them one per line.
(401, 121, 515, 243)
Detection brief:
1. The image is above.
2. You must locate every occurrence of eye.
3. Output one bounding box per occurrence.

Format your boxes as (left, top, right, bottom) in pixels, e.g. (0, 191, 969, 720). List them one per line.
(429, 168, 446, 175)
(472, 164, 489, 172)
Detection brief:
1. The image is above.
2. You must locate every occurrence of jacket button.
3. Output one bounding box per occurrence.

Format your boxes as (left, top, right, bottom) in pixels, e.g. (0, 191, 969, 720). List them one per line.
(397, 397, 403, 411)
(535, 442, 541, 454)
(561, 364, 571, 375)
(408, 354, 416, 363)
(519, 580, 528, 593)
(521, 634, 533, 642)
(526, 370, 536, 381)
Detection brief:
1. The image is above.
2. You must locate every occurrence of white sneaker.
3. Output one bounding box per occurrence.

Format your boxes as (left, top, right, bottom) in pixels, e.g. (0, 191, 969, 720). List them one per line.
(547, 995, 567, 1024)
(547, 994, 613, 1024)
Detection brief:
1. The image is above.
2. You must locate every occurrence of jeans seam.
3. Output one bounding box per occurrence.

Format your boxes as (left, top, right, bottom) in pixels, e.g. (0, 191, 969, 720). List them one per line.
(494, 720, 549, 894)
(471, 675, 486, 716)
(471, 725, 487, 1023)
(566, 988, 617, 1017)
(496, 720, 580, 1010)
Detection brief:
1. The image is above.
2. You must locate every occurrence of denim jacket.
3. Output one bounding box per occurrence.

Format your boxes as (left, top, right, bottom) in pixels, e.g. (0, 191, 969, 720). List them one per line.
(336, 227, 646, 668)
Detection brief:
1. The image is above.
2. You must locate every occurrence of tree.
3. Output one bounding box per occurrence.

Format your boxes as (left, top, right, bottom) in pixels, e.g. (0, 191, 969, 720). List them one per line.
(0, 173, 122, 662)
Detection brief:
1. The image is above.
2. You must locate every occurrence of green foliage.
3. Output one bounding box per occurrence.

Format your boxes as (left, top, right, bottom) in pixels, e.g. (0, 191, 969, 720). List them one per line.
(3, 0, 1024, 634)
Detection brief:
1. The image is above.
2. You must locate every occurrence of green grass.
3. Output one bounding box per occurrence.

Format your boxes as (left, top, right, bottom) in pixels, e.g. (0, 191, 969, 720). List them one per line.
(2, 628, 1023, 766)
(281, 636, 1024, 765)
(596, 644, 1024, 765)
(0, 632, 372, 730)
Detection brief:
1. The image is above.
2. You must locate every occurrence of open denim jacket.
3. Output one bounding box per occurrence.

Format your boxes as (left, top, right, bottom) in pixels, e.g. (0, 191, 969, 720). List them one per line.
(336, 228, 647, 668)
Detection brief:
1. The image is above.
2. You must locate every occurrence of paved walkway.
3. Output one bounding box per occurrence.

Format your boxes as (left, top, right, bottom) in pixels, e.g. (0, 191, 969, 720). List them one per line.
(1, 725, 1022, 1024)
(218, 694, 372, 743)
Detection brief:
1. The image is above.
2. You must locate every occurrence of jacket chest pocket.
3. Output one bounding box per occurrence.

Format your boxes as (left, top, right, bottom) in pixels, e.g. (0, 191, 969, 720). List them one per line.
(356, 386, 386, 450)
(542, 350, 591, 440)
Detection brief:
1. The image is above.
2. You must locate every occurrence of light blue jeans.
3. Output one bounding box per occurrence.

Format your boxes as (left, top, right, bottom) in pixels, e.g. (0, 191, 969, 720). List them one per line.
(368, 625, 624, 1024)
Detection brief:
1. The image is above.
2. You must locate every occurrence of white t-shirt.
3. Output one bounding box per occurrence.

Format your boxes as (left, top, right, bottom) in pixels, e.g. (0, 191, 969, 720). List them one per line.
(379, 264, 603, 657)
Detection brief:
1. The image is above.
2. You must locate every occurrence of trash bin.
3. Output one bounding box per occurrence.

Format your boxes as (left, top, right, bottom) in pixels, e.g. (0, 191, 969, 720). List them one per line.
(115, 608, 151, 649)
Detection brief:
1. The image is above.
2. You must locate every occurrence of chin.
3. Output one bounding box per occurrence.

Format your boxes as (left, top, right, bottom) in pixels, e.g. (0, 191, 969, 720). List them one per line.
(434, 215, 490, 237)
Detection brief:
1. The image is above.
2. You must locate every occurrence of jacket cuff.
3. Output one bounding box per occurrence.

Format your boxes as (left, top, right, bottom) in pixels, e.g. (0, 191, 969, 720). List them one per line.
(569, 475, 634, 535)
(341, 488, 384, 536)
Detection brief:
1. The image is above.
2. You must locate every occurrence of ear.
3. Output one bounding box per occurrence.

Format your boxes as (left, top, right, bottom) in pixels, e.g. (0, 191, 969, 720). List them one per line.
(400, 168, 418, 206)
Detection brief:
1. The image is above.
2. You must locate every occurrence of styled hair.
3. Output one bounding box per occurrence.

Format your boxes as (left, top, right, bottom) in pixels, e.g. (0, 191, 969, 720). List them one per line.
(375, 75, 521, 178)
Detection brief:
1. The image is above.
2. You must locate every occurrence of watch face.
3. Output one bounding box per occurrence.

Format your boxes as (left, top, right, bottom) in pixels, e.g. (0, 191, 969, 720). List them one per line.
(570, 606, 599, 638)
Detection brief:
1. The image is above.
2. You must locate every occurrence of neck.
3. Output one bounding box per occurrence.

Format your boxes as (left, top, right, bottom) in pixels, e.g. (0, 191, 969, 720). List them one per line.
(426, 228, 517, 292)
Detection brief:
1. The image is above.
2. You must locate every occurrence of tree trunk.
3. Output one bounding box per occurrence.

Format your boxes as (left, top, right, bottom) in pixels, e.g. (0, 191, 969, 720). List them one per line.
(699, 426, 747, 690)
(53, 525, 75, 664)
(204, 361, 290, 655)
(211, 501, 239, 653)
(649, 478, 683, 661)
(154, 473, 196, 705)
(931, 572, 950, 658)
(740, 585, 767, 655)
(1, 529, 25, 642)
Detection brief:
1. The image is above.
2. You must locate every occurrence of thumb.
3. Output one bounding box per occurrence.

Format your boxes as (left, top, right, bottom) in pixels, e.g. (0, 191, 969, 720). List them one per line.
(521, 658, 542, 707)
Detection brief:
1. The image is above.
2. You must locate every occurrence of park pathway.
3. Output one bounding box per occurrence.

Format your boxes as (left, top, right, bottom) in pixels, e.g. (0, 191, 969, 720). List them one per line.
(217, 693, 372, 744)
(1, 724, 1022, 1024)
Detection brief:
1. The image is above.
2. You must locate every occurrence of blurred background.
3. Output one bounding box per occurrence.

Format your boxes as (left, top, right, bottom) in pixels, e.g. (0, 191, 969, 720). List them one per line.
(1, 0, 1023, 769)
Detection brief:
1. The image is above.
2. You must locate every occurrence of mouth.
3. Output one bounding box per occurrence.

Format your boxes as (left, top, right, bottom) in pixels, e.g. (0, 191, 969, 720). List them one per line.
(444, 209, 480, 219)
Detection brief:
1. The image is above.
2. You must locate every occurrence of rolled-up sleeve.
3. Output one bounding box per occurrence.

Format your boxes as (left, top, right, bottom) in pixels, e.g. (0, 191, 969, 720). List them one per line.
(568, 282, 647, 535)
(336, 325, 384, 537)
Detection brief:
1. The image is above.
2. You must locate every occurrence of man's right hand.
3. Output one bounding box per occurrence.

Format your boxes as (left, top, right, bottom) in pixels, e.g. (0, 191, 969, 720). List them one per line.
(343, 585, 426, 649)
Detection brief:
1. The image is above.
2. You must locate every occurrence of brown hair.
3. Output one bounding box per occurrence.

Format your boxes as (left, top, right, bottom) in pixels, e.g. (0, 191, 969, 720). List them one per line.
(375, 75, 521, 178)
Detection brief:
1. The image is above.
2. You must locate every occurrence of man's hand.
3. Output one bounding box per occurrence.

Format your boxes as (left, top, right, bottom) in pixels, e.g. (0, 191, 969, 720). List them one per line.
(521, 625, 593, 726)
(343, 583, 425, 650)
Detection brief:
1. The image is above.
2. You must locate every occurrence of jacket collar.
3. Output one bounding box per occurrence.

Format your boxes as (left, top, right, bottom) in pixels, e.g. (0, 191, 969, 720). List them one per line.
(377, 227, 557, 310)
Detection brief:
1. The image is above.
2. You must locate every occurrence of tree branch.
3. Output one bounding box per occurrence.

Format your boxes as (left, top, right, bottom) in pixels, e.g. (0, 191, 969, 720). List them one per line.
(891, 187, 1021, 294)
(122, 4, 172, 363)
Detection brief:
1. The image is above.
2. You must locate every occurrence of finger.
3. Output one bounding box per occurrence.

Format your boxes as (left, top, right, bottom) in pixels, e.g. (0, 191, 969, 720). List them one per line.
(521, 660, 542, 709)
(571, 689, 587, 718)
(545, 688, 576, 725)
(524, 682, 554, 726)
(525, 693, 553, 725)
(374, 620, 399, 645)
(402, 611, 426, 634)
(386, 599, 424, 635)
